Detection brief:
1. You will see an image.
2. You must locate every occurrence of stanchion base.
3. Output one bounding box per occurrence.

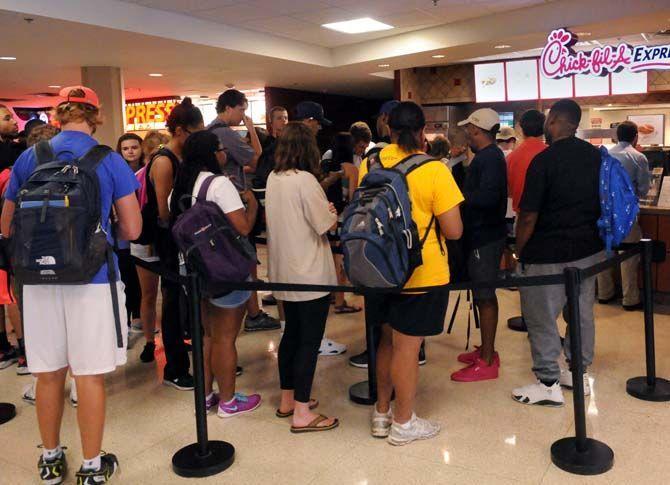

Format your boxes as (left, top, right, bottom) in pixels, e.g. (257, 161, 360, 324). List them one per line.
(172, 441, 235, 478)
(0, 403, 16, 425)
(551, 437, 614, 476)
(507, 316, 527, 332)
(626, 376, 670, 402)
(349, 381, 375, 405)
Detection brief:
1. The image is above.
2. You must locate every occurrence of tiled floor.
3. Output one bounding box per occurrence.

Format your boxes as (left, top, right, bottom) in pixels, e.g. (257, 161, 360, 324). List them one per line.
(1, 279, 669, 484)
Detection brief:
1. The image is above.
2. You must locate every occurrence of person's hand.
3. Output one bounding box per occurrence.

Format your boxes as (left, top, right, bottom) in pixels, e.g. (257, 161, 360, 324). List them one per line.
(243, 115, 255, 129)
(328, 202, 337, 215)
(241, 190, 257, 209)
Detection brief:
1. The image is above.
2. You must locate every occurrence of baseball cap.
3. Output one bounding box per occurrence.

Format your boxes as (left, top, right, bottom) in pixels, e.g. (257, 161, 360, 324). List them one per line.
(378, 100, 400, 116)
(496, 126, 517, 141)
(458, 108, 500, 131)
(58, 86, 100, 108)
(295, 101, 332, 126)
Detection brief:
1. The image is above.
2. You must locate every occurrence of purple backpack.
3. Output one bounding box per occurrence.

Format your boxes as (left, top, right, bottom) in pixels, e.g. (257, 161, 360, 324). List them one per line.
(172, 175, 256, 297)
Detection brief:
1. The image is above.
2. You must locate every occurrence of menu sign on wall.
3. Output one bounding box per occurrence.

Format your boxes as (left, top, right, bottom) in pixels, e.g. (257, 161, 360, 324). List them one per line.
(505, 59, 538, 101)
(474, 62, 506, 102)
(125, 99, 178, 131)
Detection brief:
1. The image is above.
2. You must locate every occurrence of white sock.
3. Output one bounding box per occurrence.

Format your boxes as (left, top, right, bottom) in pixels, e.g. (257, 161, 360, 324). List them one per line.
(223, 396, 235, 405)
(43, 446, 62, 461)
(82, 454, 101, 471)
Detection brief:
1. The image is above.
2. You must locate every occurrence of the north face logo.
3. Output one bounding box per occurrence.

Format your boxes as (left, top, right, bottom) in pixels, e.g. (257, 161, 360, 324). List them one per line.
(35, 256, 56, 265)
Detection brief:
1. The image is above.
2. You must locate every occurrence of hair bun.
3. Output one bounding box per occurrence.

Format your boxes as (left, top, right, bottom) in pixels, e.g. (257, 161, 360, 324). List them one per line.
(180, 97, 193, 107)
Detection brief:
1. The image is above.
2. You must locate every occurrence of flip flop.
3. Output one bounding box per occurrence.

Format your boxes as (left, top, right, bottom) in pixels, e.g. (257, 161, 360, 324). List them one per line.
(290, 414, 339, 434)
(275, 399, 319, 418)
(334, 304, 362, 314)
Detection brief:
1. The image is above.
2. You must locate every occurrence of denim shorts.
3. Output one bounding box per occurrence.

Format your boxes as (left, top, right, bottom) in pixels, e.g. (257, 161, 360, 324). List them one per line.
(210, 289, 251, 309)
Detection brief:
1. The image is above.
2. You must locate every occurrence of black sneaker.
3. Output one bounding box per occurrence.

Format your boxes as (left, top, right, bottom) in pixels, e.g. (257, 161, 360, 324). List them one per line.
(38, 449, 67, 484)
(349, 350, 369, 369)
(623, 302, 644, 311)
(0, 346, 18, 369)
(236, 366, 243, 377)
(163, 374, 195, 391)
(261, 293, 277, 306)
(418, 342, 426, 366)
(139, 341, 156, 363)
(244, 311, 281, 332)
(75, 452, 118, 485)
(17, 355, 30, 375)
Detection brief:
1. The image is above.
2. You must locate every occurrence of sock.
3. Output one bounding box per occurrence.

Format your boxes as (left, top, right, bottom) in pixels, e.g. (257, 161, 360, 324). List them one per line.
(0, 331, 9, 351)
(280, 321, 285, 332)
(223, 396, 235, 405)
(82, 454, 101, 471)
(540, 379, 558, 387)
(43, 445, 63, 461)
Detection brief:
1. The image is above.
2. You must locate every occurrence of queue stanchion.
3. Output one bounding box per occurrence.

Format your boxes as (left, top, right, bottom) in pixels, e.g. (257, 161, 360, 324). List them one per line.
(0, 402, 16, 425)
(507, 315, 527, 332)
(349, 306, 377, 405)
(172, 272, 235, 477)
(626, 239, 670, 401)
(551, 267, 613, 475)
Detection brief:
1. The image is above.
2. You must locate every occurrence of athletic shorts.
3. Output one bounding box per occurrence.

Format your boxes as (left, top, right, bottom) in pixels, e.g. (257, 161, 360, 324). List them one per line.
(130, 243, 160, 263)
(365, 288, 450, 337)
(467, 238, 505, 302)
(23, 284, 128, 376)
(210, 289, 251, 309)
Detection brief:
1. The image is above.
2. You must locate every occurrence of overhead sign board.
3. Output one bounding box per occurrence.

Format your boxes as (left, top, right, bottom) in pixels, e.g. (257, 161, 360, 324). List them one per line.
(125, 99, 178, 131)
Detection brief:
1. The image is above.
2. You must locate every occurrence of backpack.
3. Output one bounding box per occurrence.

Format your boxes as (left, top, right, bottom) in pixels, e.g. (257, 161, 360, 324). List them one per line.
(341, 153, 437, 288)
(11, 141, 123, 347)
(135, 164, 148, 211)
(597, 145, 639, 255)
(134, 147, 180, 245)
(321, 157, 346, 214)
(171, 175, 257, 298)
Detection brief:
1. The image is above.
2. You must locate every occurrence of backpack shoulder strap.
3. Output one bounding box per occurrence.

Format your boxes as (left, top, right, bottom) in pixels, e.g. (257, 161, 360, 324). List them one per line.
(366, 151, 383, 172)
(197, 175, 219, 201)
(34, 141, 55, 166)
(393, 153, 439, 176)
(76, 145, 112, 171)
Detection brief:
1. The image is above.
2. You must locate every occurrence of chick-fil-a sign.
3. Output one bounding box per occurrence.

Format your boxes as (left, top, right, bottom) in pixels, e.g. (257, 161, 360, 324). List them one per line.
(540, 28, 670, 79)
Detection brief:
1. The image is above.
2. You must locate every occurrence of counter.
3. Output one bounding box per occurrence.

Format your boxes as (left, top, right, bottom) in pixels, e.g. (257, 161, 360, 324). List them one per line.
(639, 205, 670, 292)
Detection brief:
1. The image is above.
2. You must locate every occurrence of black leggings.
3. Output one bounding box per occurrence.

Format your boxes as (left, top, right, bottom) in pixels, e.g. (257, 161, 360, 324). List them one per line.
(116, 247, 141, 320)
(278, 295, 330, 403)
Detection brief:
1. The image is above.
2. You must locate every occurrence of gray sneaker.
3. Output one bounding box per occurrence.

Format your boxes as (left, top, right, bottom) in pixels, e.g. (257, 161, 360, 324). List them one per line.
(371, 406, 392, 438)
(244, 311, 281, 332)
(388, 413, 440, 446)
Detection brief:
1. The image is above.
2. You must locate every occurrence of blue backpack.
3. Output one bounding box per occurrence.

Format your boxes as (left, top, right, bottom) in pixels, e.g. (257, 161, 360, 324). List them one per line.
(597, 146, 639, 255)
(341, 153, 437, 288)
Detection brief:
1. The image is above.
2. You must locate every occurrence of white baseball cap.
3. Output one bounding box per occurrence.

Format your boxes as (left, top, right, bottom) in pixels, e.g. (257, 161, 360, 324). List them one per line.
(458, 108, 500, 131)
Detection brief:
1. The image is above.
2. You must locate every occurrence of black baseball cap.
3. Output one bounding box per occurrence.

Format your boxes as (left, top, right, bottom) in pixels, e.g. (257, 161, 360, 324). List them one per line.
(294, 101, 332, 126)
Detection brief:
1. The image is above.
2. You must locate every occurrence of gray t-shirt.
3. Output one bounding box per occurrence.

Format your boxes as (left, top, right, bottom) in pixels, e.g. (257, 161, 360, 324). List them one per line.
(207, 119, 255, 191)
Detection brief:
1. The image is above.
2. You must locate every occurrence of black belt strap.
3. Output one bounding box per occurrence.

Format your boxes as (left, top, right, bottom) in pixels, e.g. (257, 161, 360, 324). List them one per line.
(106, 245, 123, 348)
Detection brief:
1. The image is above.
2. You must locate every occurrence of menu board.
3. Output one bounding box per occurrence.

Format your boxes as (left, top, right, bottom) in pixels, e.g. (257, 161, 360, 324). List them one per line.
(628, 114, 665, 146)
(611, 70, 647, 95)
(506, 59, 539, 101)
(539, 73, 572, 99)
(574, 74, 609, 97)
(474, 62, 506, 102)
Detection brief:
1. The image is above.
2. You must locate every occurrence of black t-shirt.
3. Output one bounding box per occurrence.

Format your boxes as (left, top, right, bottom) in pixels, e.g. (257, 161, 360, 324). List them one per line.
(519, 136, 603, 264)
(461, 143, 508, 250)
(0, 138, 26, 171)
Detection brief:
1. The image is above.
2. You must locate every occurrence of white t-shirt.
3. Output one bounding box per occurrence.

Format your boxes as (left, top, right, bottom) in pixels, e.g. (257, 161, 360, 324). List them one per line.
(265, 170, 337, 302)
(192, 171, 244, 214)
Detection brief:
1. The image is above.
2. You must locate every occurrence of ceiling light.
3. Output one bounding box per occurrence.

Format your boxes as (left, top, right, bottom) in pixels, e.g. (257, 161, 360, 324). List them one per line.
(48, 85, 61, 89)
(322, 17, 393, 34)
(494, 44, 511, 49)
(148, 73, 163, 77)
(0, 56, 16, 61)
(378, 64, 390, 68)
(432, 54, 446, 59)
(576, 32, 592, 37)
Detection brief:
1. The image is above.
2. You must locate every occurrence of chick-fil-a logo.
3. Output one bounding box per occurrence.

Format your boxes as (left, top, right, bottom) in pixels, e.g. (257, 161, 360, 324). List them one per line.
(540, 28, 670, 79)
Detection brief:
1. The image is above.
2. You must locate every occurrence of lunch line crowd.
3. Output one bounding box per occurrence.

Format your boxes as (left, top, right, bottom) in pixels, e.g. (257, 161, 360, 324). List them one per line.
(0, 84, 650, 484)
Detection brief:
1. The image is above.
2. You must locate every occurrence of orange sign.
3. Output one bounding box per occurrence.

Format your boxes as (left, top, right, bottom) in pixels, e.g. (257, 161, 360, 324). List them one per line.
(125, 100, 177, 131)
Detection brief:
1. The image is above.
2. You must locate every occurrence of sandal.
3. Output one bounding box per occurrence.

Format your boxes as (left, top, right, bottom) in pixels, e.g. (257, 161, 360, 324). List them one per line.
(334, 303, 362, 314)
(290, 414, 339, 434)
(275, 399, 319, 418)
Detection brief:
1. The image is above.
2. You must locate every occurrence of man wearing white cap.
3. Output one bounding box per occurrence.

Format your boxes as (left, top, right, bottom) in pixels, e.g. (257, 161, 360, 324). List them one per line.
(450, 108, 508, 383)
(496, 125, 518, 157)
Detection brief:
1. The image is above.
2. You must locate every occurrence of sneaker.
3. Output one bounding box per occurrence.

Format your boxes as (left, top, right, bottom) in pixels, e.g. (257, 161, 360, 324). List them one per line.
(512, 381, 564, 407)
(244, 311, 281, 332)
(206, 393, 220, 414)
(0, 346, 18, 369)
(559, 370, 591, 397)
(22, 380, 36, 405)
(17, 355, 30, 375)
(418, 342, 426, 366)
(236, 366, 243, 377)
(387, 414, 440, 446)
(75, 452, 118, 485)
(457, 346, 500, 365)
(318, 338, 347, 356)
(623, 302, 643, 311)
(217, 392, 262, 418)
(69, 381, 78, 408)
(261, 293, 277, 306)
(451, 357, 499, 382)
(139, 341, 156, 363)
(349, 350, 369, 368)
(371, 406, 393, 438)
(129, 321, 143, 334)
(163, 374, 195, 391)
(38, 450, 67, 485)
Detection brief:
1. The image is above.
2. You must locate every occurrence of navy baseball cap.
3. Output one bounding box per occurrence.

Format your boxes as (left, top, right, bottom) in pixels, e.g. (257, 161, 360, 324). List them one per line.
(378, 100, 400, 116)
(295, 101, 332, 126)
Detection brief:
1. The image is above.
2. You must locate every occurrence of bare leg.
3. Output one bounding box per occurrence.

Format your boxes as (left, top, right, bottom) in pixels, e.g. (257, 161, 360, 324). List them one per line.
(477, 299, 499, 364)
(74, 374, 106, 460)
(136, 267, 158, 343)
(375, 324, 393, 414)
(7, 303, 21, 339)
(35, 368, 69, 449)
(390, 330, 422, 424)
(201, 302, 214, 396)
(209, 304, 244, 402)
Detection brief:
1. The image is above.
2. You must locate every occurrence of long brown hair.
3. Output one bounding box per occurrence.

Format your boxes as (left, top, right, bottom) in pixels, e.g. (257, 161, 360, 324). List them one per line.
(274, 122, 321, 177)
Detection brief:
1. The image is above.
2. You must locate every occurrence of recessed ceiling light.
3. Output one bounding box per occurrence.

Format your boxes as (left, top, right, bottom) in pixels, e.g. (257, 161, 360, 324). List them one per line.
(432, 54, 446, 59)
(576, 32, 592, 37)
(148, 73, 163, 77)
(494, 44, 511, 49)
(378, 64, 390, 68)
(48, 85, 61, 89)
(0, 56, 16, 61)
(322, 17, 393, 34)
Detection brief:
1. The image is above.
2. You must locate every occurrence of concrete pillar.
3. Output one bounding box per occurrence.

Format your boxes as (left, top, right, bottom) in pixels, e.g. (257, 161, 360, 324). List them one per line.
(81, 66, 125, 146)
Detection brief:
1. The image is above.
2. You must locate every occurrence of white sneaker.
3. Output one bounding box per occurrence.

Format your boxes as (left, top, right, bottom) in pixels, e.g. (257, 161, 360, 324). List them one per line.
(387, 413, 440, 446)
(371, 406, 392, 438)
(512, 381, 564, 407)
(69, 379, 78, 408)
(318, 338, 347, 356)
(559, 370, 591, 396)
(22, 380, 36, 405)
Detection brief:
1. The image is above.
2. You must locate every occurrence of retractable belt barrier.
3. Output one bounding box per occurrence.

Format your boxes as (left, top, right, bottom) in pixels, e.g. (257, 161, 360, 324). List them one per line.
(130, 238, 668, 478)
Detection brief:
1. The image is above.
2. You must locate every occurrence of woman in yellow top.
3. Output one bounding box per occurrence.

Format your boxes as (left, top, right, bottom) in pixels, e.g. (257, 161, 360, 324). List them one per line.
(360, 102, 464, 446)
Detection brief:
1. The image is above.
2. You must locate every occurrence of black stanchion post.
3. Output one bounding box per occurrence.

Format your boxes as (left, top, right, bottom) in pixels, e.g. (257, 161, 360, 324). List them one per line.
(172, 273, 235, 477)
(349, 308, 377, 405)
(551, 267, 613, 475)
(507, 315, 527, 332)
(626, 239, 670, 401)
(0, 403, 16, 425)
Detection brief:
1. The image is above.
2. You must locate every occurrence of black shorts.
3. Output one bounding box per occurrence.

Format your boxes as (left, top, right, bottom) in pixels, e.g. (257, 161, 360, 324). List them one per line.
(365, 288, 450, 337)
(467, 238, 505, 302)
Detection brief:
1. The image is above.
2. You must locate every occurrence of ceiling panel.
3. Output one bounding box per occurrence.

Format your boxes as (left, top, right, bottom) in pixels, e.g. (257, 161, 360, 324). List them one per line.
(243, 15, 313, 35)
(132, 0, 237, 12)
(191, 4, 281, 23)
(244, 0, 332, 16)
(290, 7, 354, 25)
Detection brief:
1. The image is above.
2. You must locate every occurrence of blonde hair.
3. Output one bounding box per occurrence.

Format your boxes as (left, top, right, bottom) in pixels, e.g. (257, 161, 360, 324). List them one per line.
(54, 88, 102, 129)
(142, 130, 170, 158)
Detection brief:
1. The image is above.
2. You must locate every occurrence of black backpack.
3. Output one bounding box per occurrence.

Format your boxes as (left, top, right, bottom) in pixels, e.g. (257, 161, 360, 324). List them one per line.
(10, 141, 123, 347)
